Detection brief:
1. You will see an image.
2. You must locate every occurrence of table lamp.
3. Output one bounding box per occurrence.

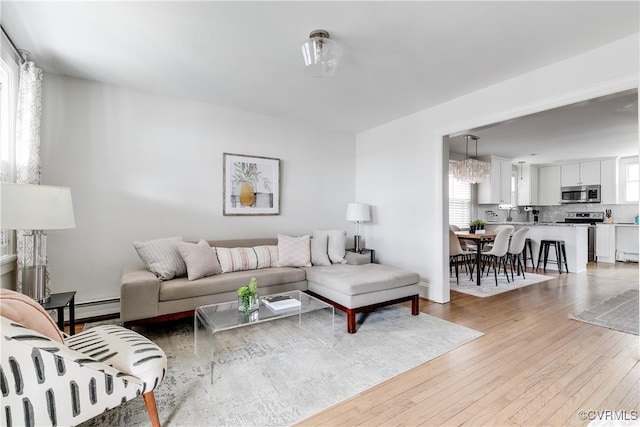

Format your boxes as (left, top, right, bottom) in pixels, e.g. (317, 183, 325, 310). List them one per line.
(1, 183, 75, 303)
(346, 202, 370, 252)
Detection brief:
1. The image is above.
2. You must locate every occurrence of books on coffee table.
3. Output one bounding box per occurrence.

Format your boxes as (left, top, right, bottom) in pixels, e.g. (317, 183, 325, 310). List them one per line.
(262, 295, 301, 311)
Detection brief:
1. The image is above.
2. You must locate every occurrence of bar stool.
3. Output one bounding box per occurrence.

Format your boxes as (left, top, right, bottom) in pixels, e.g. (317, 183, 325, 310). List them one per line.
(521, 238, 534, 269)
(536, 239, 569, 273)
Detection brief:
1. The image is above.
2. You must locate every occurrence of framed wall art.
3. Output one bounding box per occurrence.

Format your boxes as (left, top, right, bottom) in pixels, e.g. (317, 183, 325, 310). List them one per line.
(223, 153, 280, 215)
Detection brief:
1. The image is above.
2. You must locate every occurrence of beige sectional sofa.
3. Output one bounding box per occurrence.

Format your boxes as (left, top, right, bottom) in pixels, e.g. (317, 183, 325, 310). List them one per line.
(121, 238, 420, 333)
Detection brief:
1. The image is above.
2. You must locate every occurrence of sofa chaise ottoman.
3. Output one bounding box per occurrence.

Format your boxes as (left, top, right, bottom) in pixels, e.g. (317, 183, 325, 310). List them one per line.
(304, 263, 420, 333)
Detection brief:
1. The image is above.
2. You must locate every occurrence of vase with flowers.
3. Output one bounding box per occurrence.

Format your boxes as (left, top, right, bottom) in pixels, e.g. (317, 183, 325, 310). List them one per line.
(237, 277, 259, 315)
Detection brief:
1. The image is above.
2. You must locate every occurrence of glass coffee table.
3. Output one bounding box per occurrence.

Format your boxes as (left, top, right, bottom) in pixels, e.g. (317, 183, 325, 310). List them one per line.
(194, 290, 334, 383)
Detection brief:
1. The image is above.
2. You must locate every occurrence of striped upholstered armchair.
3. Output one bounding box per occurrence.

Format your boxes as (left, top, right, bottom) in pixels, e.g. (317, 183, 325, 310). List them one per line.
(0, 290, 166, 426)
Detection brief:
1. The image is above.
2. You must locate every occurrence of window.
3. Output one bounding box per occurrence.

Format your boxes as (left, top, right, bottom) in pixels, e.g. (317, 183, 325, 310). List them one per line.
(619, 156, 639, 204)
(0, 30, 20, 260)
(449, 173, 471, 228)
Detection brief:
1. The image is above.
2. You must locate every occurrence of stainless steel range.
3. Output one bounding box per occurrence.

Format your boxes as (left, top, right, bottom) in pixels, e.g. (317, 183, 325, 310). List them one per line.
(559, 212, 604, 261)
(561, 212, 605, 224)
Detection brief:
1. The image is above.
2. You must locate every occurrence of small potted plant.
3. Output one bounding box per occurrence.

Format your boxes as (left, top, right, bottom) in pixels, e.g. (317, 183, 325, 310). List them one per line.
(470, 219, 486, 234)
(237, 277, 259, 315)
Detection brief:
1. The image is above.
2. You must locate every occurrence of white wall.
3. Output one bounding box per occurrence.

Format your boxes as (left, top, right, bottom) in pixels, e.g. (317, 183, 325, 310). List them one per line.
(40, 74, 355, 306)
(356, 34, 639, 303)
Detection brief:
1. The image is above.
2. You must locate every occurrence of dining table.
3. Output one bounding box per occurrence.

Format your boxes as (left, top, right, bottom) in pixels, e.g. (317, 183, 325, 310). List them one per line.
(455, 231, 497, 286)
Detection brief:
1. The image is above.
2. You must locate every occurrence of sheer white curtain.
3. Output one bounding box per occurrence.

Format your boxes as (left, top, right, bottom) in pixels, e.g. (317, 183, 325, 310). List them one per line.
(15, 60, 44, 292)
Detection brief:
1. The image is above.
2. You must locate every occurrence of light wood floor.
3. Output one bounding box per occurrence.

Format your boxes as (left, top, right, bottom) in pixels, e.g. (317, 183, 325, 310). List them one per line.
(298, 262, 639, 426)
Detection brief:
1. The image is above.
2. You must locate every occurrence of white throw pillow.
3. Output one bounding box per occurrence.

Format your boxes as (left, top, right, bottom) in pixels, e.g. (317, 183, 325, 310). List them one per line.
(324, 230, 347, 264)
(134, 236, 186, 280)
(327, 230, 347, 264)
(276, 234, 312, 267)
(177, 240, 222, 281)
(311, 232, 331, 266)
(216, 247, 259, 273)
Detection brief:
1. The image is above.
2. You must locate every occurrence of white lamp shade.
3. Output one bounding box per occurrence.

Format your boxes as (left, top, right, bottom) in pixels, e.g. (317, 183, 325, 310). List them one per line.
(1, 183, 76, 230)
(346, 203, 370, 222)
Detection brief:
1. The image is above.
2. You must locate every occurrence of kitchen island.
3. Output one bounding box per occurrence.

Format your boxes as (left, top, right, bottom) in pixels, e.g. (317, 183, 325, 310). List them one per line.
(486, 222, 588, 273)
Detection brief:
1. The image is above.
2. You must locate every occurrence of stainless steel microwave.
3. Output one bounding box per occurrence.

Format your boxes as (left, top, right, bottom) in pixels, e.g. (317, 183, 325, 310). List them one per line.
(560, 185, 601, 204)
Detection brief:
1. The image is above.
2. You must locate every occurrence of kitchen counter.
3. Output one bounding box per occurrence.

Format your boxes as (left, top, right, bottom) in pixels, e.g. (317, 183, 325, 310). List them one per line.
(486, 223, 588, 273)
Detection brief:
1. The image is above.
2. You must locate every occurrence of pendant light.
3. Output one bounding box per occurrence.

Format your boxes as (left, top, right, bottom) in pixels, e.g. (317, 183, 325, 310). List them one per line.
(449, 135, 491, 183)
(301, 29, 342, 78)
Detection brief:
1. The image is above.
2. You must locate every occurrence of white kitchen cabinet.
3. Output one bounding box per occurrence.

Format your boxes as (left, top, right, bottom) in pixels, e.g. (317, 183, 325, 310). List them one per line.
(615, 225, 639, 262)
(537, 165, 561, 205)
(561, 163, 580, 186)
(596, 224, 639, 263)
(600, 158, 616, 204)
(561, 161, 601, 186)
(517, 164, 538, 206)
(477, 156, 512, 204)
(596, 224, 616, 263)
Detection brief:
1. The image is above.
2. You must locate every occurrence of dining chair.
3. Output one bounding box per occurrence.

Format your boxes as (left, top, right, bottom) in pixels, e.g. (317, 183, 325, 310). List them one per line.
(507, 227, 530, 280)
(450, 224, 477, 251)
(449, 229, 473, 285)
(482, 224, 514, 252)
(480, 227, 512, 285)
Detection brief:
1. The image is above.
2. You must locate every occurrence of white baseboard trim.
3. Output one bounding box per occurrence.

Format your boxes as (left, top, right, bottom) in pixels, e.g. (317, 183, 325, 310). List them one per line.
(46, 298, 121, 323)
(75, 301, 121, 320)
(418, 281, 429, 299)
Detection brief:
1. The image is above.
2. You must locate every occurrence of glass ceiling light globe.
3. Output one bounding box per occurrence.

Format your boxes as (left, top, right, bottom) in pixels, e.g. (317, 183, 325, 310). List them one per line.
(301, 29, 342, 78)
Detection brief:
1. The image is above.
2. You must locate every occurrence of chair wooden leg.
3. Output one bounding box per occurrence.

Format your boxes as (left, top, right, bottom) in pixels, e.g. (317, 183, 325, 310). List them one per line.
(143, 391, 161, 427)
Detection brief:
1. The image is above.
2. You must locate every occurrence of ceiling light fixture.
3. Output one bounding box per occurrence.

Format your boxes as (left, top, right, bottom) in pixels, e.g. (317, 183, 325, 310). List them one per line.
(301, 29, 342, 78)
(449, 135, 491, 184)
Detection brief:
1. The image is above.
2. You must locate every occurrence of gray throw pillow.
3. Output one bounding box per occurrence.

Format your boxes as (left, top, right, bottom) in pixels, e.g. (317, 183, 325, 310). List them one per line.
(133, 236, 187, 280)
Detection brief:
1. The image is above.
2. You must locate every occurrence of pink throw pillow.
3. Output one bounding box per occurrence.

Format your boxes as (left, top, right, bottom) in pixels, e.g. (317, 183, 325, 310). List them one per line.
(277, 234, 312, 267)
(0, 289, 64, 343)
(178, 240, 222, 280)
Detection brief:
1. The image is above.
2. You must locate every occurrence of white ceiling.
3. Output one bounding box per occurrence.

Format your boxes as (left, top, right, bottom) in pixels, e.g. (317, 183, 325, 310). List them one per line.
(2, 1, 639, 160)
(449, 90, 639, 165)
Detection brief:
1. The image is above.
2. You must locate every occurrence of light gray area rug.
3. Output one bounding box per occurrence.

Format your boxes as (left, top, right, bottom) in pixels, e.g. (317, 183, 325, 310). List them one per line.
(80, 305, 482, 427)
(569, 290, 639, 335)
(450, 271, 554, 297)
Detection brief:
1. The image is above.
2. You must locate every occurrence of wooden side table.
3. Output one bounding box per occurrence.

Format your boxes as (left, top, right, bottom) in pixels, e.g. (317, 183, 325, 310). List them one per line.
(42, 291, 76, 335)
(346, 248, 375, 263)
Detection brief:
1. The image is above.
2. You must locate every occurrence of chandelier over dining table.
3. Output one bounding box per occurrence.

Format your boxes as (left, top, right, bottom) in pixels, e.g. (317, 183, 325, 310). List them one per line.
(449, 135, 491, 184)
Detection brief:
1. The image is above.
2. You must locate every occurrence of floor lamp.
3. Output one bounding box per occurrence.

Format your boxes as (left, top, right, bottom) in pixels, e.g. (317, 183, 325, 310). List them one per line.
(1, 183, 75, 303)
(346, 202, 370, 252)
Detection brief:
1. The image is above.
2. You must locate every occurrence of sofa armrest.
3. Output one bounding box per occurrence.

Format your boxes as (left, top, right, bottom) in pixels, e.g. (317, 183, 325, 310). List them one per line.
(345, 251, 371, 265)
(120, 265, 160, 322)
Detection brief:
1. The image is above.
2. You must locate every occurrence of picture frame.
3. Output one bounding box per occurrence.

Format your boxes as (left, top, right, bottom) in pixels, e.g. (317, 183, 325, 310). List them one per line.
(223, 153, 280, 216)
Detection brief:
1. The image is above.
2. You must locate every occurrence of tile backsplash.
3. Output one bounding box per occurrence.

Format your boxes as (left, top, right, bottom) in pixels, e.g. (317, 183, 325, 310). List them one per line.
(478, 203, 639, 223)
